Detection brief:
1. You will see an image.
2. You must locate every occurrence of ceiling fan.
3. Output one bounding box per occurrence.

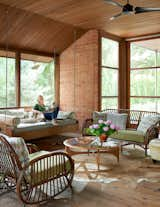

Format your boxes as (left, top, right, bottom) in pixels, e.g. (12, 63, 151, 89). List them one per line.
(104, 0, 160, 20)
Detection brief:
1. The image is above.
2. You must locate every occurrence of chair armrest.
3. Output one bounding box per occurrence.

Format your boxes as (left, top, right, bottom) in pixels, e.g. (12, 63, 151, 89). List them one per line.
(29, 151, 74, 166)
(82, 118, 93, 136)
(144, 125, 159, 144)
(17, 151, 74, 184)
(16, 151, 74, 204)
(26, 143, 39, 154)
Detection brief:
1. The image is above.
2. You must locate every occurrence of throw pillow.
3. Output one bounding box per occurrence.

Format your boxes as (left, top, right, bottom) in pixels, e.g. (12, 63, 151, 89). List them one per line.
(21, 118, 38, 123)
(6, 136, 30, 169)
(107, 113, 128, 130)
(57, 111, 76, 120)
(92, 111, 107, 123)
(137, 115, 160, 134)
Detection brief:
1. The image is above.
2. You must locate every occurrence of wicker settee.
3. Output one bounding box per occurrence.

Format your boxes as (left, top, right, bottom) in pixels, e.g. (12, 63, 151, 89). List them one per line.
(82, 109, 160, 155)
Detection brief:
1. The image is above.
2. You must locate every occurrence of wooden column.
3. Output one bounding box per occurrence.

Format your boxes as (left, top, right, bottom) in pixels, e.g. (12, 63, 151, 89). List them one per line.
(15, 51, 20, 107)
(54, 56, 60, 106)
(98, 30, 102, 111)
(119, 39, 130, 109)
(126, 42, 130, 109)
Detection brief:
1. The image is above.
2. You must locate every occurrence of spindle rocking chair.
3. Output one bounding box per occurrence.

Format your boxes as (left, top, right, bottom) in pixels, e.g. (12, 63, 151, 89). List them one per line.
(0, 134, 74, 205)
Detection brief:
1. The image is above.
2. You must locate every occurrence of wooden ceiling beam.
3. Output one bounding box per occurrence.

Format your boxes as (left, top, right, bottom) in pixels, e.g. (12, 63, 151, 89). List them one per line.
(0, 44, 57, 57)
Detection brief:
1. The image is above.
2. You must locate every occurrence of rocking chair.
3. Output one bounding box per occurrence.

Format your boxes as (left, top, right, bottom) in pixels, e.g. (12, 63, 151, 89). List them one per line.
(0, 134, 74, 205)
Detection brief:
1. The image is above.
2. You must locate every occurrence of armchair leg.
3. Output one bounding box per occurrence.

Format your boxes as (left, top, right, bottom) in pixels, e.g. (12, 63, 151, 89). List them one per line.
(152, 159, 157, 164)
(145, 145, 148, 156)
(120, 145, 123, 153)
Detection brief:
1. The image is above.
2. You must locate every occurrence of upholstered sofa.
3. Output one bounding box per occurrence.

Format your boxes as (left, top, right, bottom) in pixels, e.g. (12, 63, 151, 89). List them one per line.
(83, 109, 160, 155)
(0, 109, 79, 140)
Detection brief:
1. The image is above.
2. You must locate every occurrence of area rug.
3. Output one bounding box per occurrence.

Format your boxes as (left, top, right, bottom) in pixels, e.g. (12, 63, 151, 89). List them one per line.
(0, 147, 160, 207)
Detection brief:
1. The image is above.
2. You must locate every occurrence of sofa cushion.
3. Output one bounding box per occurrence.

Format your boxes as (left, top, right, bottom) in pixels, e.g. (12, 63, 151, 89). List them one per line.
(57, 111, 76, 119)
(15, 122, 53, 132)
(54, 119, 77, 125)
(21, 118, 38, 124)
(107, 113, 128, 130)
(137, 115, 160, 134)
(0, 109, 25, 118)
(92, 111, 107, 123)
(110, 130, 145, 143)
(0, 114, 20, 127)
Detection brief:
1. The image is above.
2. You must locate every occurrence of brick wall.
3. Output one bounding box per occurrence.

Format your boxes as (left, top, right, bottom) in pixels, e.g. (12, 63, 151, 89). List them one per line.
(60, 30, 99, 127)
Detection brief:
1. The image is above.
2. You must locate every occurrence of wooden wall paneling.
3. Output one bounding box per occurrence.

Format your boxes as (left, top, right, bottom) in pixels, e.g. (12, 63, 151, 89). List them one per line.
(60, 30, 99, 126)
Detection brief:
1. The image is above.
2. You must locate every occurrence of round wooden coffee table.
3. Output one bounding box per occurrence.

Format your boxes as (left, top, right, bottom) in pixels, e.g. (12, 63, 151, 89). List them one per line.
(64, 136, 119, 170)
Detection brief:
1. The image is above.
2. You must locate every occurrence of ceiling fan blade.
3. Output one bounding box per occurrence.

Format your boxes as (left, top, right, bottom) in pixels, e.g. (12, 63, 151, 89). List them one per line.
(135, 7, 160, 14)
(110, 13, 123, 20)
(104, 0, 123, 8)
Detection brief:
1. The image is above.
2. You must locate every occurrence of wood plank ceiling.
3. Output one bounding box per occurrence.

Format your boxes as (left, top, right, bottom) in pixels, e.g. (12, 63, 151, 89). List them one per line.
(0, 0, 159, 54)
(0, 3, 85, 55)
(0, 0, 160, 38)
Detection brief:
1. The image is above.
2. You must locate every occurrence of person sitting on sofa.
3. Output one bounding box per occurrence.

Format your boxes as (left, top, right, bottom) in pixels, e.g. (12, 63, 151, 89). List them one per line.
(33, 95, 59, 120)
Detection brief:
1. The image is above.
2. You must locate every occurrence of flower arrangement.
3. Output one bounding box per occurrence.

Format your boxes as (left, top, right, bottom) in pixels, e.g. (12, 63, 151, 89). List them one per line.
(86, 119, 119, 139)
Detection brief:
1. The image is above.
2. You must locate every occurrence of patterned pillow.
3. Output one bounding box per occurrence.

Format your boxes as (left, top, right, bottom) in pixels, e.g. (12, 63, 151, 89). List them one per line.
(57, 111, 76, 119)
(6, 137, 30, 168)
(137, 116, 160, 134)
(92, 111, 107, 123)
(107, 113, 128, 130)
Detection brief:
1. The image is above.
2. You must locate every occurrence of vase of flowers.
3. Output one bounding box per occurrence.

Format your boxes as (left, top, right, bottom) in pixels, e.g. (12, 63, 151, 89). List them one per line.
(86, 120, 119, 142)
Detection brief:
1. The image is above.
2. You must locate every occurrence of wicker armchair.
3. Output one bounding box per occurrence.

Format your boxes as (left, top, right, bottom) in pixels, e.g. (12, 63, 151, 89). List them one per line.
(0, 135, 74, 205)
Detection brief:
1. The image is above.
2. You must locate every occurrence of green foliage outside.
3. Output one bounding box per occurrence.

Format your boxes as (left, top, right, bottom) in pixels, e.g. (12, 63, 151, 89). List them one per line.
(0, 57, 16, 107)
(101, 38, 119, 110)
(101, 38, 160, 112)
(130, 44, 160, 112)
(0, 57, 54, 108)
(21, 60, 54, 107)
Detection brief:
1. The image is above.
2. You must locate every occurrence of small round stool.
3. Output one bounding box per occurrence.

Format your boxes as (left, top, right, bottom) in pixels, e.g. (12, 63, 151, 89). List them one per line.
(149, 139, 160, 162)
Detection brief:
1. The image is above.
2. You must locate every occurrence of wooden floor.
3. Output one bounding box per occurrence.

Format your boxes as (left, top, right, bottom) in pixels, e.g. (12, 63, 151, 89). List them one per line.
(1, 139, 160, 207)
(28, 135, 68, 151)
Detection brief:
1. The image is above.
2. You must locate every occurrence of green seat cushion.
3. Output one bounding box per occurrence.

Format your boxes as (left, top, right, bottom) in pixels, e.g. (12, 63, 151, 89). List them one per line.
(110, 130, 145, 143)
(29, 151, 71, 185)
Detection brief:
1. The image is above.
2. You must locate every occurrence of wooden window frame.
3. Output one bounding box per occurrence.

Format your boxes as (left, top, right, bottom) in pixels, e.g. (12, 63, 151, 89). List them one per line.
(100, 37, 120, 110)
(129, 40, 160, 111)
(0, 49, 56, 110)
